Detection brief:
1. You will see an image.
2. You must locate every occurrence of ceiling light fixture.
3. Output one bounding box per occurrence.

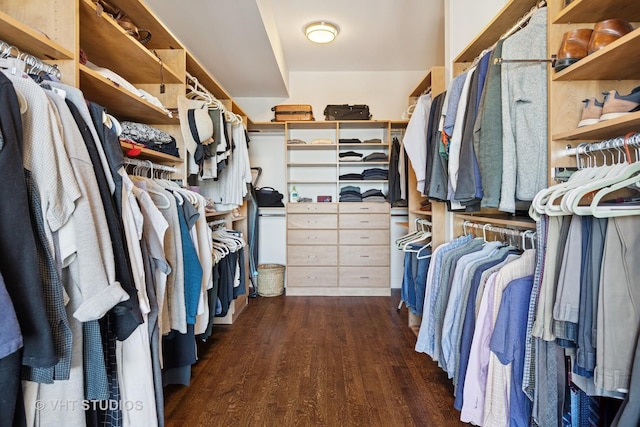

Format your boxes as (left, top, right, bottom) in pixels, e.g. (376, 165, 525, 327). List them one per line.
(304, 21, 339, 44)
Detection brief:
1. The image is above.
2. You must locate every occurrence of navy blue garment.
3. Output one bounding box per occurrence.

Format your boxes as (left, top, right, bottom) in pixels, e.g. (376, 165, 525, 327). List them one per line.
(401, 244, 431, 315)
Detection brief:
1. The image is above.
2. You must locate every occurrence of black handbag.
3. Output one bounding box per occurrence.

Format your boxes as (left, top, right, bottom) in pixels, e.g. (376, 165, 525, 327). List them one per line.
(255, 187, 285, 207)
(323, 104, 371, 121)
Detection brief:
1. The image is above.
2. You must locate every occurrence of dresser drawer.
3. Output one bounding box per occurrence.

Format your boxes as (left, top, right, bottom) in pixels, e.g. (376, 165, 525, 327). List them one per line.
(288, 245, 337, 266)
(339, 267, 389, 288)
(339, 202, 390, 213)
(288, 214, 337, 229)
(288, 267, 338, 287)
(287, 203, 338, 213)
(339, 229, 389, 245)
(288, 229, 338, 245)
(339, 213, 389, 229)
(339, 245, 389, 266)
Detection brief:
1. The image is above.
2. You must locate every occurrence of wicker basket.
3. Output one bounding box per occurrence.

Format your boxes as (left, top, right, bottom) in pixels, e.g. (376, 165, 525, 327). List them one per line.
(257, 264, 285, 297)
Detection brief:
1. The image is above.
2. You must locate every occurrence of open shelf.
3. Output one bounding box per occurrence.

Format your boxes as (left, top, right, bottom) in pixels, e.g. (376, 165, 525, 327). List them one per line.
(288, 180, 336, 184)
(410, 209, 432, 216)
(288, 162, 337, 167)
(454, 0, 539, 63)
(338, 143, 388, 148)
(80, 64, 177, 124)
(0, 10, 73, 60)
(286, 121, 338, 130)
(553, 111, 640, 141)
(553, 28, 640, 81)
(339, 162, 390, 165)
(338, 180, 388, 184)
(248, 121, 286, 132)
(553, 0, 640, 23)
(79, 0, 181, 84)
(286, 144, 337, 149)
(120, 141, 181, 163)
(337, 120, 391, 129)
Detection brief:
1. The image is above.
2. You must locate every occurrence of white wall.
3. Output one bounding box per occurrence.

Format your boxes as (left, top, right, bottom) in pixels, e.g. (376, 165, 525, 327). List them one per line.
(445, 0, 507, 80)
(236, 70, 426, 122)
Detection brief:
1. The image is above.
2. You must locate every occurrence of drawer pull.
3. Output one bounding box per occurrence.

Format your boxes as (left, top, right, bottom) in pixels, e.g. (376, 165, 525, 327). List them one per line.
(360, 255, 370, 258)
(360, 236, 370, 239)
(307, 220, 317, 224)
(360, 276, 370, 279)
(308, 255, 317, 258)
(360, 220, 369, 223)
(359, 207, 370, 210)
(308, 276, 317, 279)
(308, 236, 318, 239)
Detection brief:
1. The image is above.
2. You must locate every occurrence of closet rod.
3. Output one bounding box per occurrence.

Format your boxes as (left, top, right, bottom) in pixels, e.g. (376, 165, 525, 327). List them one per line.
(494, 55, 556, 65)
(123, 157, 177, 173)
(462, 220, 534, 239)
(0, 40, 62, 79)
(564, 133, 640, 157)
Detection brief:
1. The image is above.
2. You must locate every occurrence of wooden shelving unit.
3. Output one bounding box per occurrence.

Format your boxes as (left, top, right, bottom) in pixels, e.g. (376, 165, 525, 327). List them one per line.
(553, 111, 640, 141)
(79, 0, 182, 84)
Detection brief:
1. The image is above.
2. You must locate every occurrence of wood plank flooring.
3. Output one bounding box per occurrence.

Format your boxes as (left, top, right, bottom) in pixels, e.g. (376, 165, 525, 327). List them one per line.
(164, 292, 466, 426)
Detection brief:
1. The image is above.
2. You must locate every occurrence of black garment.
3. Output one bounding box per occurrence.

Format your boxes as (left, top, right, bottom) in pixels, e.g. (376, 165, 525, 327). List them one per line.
(88, 102, 124, 215)
(339, 138, 361, 144)
(339, 173, 363, 180)
(427, 92, 449, 202)
(68, 100, 142, 340)
(388, 138, 402, 204)
(0, 73, 56, 369)
(455, 66, 482, 211)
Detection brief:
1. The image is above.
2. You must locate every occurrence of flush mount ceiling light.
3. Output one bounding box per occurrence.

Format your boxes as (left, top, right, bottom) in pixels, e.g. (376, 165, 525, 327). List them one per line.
(304, 21, 339, 44)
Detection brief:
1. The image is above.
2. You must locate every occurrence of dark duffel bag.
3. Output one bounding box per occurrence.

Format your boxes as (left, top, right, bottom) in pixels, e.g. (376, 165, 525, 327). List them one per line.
(255, 187, 285, 207)
(324, 104, 371, 121)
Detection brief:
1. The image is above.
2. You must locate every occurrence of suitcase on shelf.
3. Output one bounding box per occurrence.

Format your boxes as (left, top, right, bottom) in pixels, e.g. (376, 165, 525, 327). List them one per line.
(324, 104, 371, 121)
(271, 104, 315, 122)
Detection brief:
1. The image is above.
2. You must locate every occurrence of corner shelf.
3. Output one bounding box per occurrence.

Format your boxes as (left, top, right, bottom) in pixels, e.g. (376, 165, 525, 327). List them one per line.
(79, 0, 181, 84)
(80, 64, 177, 124)
(0, 10, 73, 60)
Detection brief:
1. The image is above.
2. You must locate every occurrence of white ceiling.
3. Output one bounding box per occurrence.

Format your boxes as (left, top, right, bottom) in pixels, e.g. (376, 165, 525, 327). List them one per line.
(145, 0, 444, 98)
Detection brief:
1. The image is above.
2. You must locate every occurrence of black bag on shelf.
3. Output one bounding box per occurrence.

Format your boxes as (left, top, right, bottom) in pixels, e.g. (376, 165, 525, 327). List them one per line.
(255, 187, 285, 207)
(323, 104, 371, 121)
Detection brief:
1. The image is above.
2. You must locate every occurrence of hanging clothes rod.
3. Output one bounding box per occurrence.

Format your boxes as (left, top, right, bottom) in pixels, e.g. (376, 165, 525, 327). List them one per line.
(0, 40, 62, 79)
(123, 157, 177, 173)
(564, 133, 640, 157)
(494, 55, 556, 65)
(462, 221, 531, 237)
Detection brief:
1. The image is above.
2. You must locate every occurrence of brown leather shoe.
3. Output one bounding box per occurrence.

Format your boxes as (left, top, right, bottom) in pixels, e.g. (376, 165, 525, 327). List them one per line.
(555, 29, 593, 72)
(588, 19, 635, 54)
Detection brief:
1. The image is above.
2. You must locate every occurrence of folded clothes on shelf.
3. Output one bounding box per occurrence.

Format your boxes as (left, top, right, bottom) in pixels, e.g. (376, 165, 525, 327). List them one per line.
(363, 152, 388, 162)
(339, 173, 363, 180)
(339, 150, 363, 161)
(339, 138, 361, 144)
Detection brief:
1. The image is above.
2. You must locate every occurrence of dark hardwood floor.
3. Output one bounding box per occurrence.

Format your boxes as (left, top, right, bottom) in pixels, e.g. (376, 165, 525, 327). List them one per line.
(164, 292, 466, 426)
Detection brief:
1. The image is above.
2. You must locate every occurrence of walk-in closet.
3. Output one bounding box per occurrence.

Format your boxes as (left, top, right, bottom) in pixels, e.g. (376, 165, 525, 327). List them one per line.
(1, 0, 639, 425)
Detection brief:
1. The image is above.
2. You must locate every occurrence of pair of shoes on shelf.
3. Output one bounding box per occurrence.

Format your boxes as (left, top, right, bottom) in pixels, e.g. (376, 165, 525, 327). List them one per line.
(578, 86, 640, 127)
(555, 19, 635, 72)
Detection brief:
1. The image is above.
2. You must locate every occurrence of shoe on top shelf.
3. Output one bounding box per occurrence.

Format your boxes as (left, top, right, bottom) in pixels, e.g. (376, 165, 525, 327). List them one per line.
(588, 19, 635, 55)
(600, 86, 640, 121)
(577, 98, 604, 127)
